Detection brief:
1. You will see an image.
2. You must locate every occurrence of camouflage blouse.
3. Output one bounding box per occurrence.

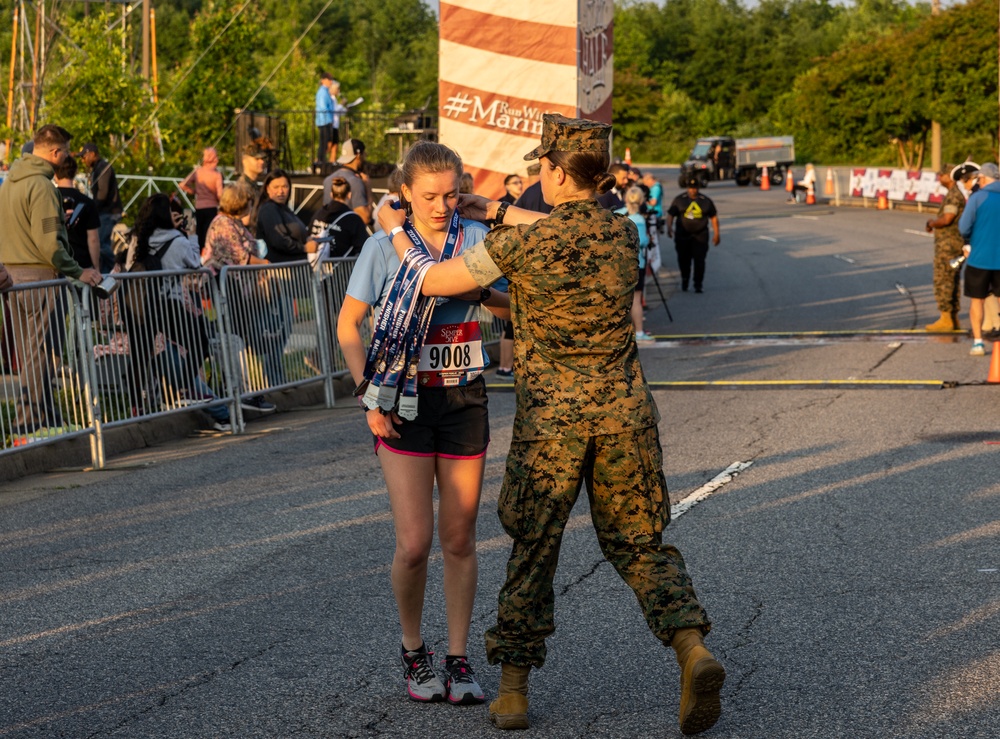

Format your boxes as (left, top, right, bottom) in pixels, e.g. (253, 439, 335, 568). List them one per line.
(462, 198, 659, 441)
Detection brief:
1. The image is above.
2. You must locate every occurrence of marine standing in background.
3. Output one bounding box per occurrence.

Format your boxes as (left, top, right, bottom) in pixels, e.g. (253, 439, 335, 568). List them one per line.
(924, 163, 970, 331)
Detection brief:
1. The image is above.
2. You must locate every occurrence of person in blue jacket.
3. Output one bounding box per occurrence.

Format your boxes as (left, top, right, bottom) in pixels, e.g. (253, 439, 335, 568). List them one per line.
(958, 162, 1000, 356)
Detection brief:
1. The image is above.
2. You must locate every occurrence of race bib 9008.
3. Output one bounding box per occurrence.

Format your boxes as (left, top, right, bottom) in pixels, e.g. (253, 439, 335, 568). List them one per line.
(418, 321, 484, 387)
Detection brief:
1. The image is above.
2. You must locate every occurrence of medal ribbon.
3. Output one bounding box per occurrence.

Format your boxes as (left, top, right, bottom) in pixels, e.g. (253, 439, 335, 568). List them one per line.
(361, 208, 461, 419)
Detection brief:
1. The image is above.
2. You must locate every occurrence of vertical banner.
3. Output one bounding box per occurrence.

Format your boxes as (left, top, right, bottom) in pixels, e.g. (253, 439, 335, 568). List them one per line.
(438, 0, 614, 198)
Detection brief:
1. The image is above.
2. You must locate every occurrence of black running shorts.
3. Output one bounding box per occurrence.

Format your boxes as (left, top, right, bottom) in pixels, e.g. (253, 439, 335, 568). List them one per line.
(964, 265, 1000, 300)
(375, 376, 489, 458)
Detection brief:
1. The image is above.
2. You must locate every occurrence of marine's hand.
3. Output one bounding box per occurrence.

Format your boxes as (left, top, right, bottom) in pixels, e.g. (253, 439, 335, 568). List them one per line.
(366, 408, 401, 439)
(457, 194, 491, 222)
(0, 265, 12, 291)
(377, 202, 406, 234)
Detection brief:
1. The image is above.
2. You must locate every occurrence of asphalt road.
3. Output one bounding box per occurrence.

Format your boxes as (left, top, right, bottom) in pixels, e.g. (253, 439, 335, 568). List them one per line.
(2, 178, 998, 738)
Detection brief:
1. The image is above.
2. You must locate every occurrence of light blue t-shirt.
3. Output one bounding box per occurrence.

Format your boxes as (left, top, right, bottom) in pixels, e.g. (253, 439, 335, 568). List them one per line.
(648, 182, 663, 217)
(315, 85, 334, 127)
(615, 207, 648, 270)
(346, 219, 505, 384)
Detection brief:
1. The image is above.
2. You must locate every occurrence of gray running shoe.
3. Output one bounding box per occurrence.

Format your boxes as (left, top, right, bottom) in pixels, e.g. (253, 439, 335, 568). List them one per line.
(401, 644, 446, 702)
(444, 656, 485, 705)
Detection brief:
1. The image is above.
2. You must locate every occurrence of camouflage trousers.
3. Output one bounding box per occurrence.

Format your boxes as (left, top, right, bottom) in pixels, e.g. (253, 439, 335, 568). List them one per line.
(484, 425, 711, 668)
(933, 240, 964, 313)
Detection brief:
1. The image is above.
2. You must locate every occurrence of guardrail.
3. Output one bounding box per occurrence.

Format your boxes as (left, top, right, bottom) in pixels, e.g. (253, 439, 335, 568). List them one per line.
(1, 258, 504, 468)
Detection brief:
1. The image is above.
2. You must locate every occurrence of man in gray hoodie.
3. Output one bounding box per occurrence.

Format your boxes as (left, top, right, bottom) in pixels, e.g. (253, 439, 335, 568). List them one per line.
(0, 124, 102, 431)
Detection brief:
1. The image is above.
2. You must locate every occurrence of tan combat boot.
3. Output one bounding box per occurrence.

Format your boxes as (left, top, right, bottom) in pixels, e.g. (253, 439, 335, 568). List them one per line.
(488, 663, 530, 730)
(950, 311, 962, 330)
(925, 312, 956, 331)
(672, 628, 725, 735)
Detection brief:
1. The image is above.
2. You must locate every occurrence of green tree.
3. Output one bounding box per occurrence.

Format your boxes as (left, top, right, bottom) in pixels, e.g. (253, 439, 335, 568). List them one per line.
(42, 11, 151, 167)
(159, 0, 275, 172)
(772, 0, 997, 165)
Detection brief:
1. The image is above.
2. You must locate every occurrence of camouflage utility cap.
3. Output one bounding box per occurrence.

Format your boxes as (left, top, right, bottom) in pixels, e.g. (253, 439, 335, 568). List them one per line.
(523, 114, 611, 161)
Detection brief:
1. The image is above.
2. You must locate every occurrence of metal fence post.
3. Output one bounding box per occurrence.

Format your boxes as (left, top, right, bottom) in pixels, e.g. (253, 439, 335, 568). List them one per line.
(217, 266, 246, 434)
(76, 286, 106, 469)
(312, 263, 335, 408)
(207, 274, 240, 435)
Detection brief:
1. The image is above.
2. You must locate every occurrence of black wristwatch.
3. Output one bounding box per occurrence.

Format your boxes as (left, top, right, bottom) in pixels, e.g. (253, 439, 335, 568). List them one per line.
(487, 201, 510, 229)
(478, 288, 492, 304)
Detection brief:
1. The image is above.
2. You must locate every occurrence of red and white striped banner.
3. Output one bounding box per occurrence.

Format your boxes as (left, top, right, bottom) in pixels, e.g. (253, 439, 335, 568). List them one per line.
(439, 0, 614, 198)
(849, 168, 947, 203)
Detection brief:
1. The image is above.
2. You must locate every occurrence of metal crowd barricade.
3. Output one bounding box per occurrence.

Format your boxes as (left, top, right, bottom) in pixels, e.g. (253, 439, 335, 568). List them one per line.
(77, 269, 235, 466)
(1, 279, 96, 456)
(218, 260, 335, 431)
(1, 255, 502, 469)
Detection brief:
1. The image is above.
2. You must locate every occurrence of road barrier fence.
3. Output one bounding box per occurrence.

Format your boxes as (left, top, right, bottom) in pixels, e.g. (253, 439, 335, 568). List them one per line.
(1, 258, 503, 469)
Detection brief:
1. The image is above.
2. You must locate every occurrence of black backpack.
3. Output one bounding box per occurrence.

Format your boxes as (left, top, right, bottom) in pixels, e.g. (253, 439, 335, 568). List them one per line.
(129, 234, 180, 273)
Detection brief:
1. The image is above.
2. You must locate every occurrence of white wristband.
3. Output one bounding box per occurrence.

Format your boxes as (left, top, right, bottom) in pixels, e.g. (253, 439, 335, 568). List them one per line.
(389, 226, 405, 239)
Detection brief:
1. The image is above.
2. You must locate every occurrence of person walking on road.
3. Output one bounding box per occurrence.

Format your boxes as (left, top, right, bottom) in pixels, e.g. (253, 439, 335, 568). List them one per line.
(338, 141, 510, 708)
(667, 176, 720, 293)
(924, 163, 971, 331)
(377, 113, 725, 736)
(958, 162, 1000, 356)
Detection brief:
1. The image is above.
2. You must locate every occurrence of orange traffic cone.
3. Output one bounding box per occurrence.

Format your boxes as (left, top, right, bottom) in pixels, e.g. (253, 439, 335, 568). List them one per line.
(988, 343, 1000, 383)
(877, 193, 889, 210)
(824, 167, 835, 195)
(785, 169, 795, 193)
(806, 187, 816, 205)
(760, 166, 770, 191)
(625, 147, 632, 165)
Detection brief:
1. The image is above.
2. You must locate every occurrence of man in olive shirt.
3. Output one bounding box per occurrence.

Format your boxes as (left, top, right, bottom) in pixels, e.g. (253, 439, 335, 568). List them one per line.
(0, 124, 102, 430)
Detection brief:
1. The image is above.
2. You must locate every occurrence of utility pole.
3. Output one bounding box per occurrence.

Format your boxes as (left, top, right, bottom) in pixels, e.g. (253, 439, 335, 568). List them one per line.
(930, 0, 941, 172)
(141, 0, 149, 81)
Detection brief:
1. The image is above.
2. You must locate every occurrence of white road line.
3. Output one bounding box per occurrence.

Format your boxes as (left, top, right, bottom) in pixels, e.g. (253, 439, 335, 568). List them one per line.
(904, 229, 934, 238)
(757, 236, 778, 242)
(671, 460, 753, 520)
(833, 254, 856, 264)
(792, 215, 820, 221)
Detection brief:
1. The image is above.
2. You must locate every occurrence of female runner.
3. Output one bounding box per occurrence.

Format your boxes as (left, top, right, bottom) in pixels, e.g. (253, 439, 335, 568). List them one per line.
(337, 141, 509, 705)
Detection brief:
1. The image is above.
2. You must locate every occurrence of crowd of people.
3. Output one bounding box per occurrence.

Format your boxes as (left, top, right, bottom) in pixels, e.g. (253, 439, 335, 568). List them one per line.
(0, 124, 383, 435)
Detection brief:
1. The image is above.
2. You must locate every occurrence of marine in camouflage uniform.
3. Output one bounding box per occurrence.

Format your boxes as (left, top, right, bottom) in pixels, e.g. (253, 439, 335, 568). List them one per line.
(925, 173, 967, 331)
(457, 113, 722, 735)
(463, 199, 711, 668)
